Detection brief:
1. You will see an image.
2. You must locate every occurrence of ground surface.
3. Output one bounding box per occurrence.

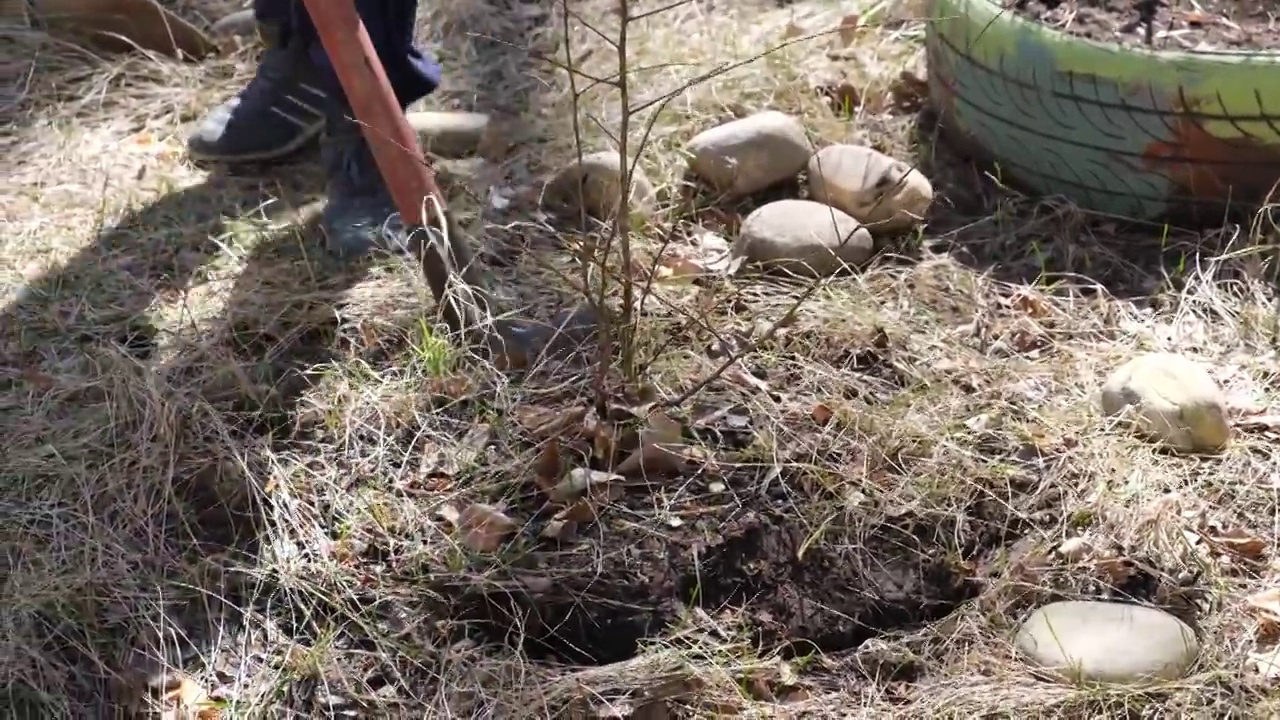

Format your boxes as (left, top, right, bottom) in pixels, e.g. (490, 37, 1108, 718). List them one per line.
(3, 0, 1279, 717)
(1010, 0, 1280, 50)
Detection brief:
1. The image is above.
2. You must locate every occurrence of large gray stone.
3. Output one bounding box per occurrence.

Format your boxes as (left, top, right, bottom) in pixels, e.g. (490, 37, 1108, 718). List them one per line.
(807, 144, 932, 235)
(1099, 352, 1230, 453)
(732, 199, 872, 277)
(686, 111, 813, 197)
(541, 151, 657, 222)
(406, 111, 491, 159)
(1015, 601, 1198, 683)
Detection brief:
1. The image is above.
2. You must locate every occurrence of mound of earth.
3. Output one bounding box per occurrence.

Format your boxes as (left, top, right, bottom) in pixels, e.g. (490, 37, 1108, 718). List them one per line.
(451, 479, 1036, 665)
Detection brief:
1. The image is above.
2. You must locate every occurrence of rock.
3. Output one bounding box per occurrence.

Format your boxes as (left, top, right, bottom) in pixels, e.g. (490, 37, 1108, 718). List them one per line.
(1015, 601, 1198, 683)
(806, 144, 933, 235)
(686, 111, 813, 197)
(210, 9, 257, 39)
(406, 111, 491, 159)
(1100, 352, 1231, 453)
(541, 151, 656, 222)
(733, 199, 873, 277)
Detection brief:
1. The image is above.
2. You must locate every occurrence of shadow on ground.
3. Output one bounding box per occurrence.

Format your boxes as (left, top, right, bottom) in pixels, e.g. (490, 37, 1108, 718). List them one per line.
(1, 1, 566, 715)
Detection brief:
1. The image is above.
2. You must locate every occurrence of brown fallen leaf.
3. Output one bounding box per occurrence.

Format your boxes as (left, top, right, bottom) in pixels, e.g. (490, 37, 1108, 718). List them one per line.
(814, 72, 861, 115)
(645, 409, 685, 444)
(1095, 552, 1138, 585)
(591, 419, 619, 463)
(458, 503, 517, 552)
(888, 67, 929, 114)
(533, 439, 564, 498)
(1209, 528, 1268, 560)
(836, 12, 861, 46)
(811, 402, 835, 426)
(782, 21, 806, 39)
(562, 497, 602, 523)
(616, 442, 698, 477)
(1008, 289, 1051, 318)
(153, 672, 221, 718)
(21, 367, 56, 391)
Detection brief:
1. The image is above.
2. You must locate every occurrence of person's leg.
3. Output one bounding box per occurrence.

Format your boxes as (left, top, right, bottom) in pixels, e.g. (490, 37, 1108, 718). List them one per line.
(186, 0, 328, 163)
(299, 0, 440, 109)
(293, 0, 442, 256)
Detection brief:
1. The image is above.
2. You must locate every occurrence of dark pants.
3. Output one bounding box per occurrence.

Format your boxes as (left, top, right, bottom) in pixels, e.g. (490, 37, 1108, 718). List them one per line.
(253, 0, 441, 108)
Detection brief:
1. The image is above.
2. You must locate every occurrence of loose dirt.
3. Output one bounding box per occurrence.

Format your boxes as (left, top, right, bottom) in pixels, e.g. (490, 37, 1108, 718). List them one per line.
(1009, 0, 1280, 51)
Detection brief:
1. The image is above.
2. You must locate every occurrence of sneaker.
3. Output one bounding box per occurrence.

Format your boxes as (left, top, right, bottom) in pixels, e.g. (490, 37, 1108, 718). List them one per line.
(319, 109, 401, 257)
(187, 43, 327, 163)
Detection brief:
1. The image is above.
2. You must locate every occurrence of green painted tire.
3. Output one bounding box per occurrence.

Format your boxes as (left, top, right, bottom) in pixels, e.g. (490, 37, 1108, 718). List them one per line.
(925, 0, 1280, 220)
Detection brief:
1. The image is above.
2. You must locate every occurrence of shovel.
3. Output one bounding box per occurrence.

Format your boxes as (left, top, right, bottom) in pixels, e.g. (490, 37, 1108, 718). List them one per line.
(299, 0, 595, 368)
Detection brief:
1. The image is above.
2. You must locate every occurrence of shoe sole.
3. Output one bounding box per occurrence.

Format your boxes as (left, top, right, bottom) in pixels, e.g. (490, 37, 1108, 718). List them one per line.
(187, 119, 324, 164)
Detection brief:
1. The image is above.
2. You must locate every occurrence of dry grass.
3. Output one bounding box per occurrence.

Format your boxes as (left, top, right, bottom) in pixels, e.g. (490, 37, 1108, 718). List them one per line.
(2, 0, 1279, 717)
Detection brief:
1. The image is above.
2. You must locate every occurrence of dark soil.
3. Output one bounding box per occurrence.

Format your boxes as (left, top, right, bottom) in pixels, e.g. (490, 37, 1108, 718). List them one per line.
(1009, 0, 1280, 51)
(451, 469, 1043, 666)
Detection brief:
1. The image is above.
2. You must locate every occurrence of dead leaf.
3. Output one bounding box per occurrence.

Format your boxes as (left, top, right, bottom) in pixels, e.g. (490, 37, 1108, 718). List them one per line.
(550, 468, 622, 503)
(653, 232, 744, 282)
(533, 439, 564, 497)
(725, 365, 771, 394)
(21, 367, 56, 391)
(836, 13, 861, 46)
(1056, 536, 1095, 561)
(811, 402, 834, 426)
(516, 573, 554, 593)
(458, 503, 517, 552)
(540, 517, 578, 540)
(616, 442, 698, 477)
(1008, 289, 1051, 318)
(1209, 528, 1268, 560)
(888, 68, 929, 113)
(645, 409, 684, 444)
(1095, 552, 1137, 584)
(782, 21, 806, 39)
(435, 503, 461, 525)
(152, 673, 221, 718)
(815, 74, 861, 114)
(1247, 588, 1280, 620)
(562, 497, 601, 523)
(591, 419, 619, 462)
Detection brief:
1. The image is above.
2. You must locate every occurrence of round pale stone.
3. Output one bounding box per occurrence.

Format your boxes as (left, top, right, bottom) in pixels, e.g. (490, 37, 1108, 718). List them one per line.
(1015, 601, 1198, 683)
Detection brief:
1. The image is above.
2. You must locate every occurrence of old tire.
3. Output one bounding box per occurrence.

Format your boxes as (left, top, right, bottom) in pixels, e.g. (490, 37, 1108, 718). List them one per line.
(925, 0, 1280, 221)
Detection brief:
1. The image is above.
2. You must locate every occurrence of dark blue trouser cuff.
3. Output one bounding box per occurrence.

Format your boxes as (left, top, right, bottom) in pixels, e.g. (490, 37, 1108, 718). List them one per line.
(253, 0, 441, 108)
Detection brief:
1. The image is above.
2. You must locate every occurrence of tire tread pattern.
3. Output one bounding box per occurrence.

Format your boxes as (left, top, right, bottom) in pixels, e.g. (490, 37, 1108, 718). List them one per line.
(926, 0, 1280, 219)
